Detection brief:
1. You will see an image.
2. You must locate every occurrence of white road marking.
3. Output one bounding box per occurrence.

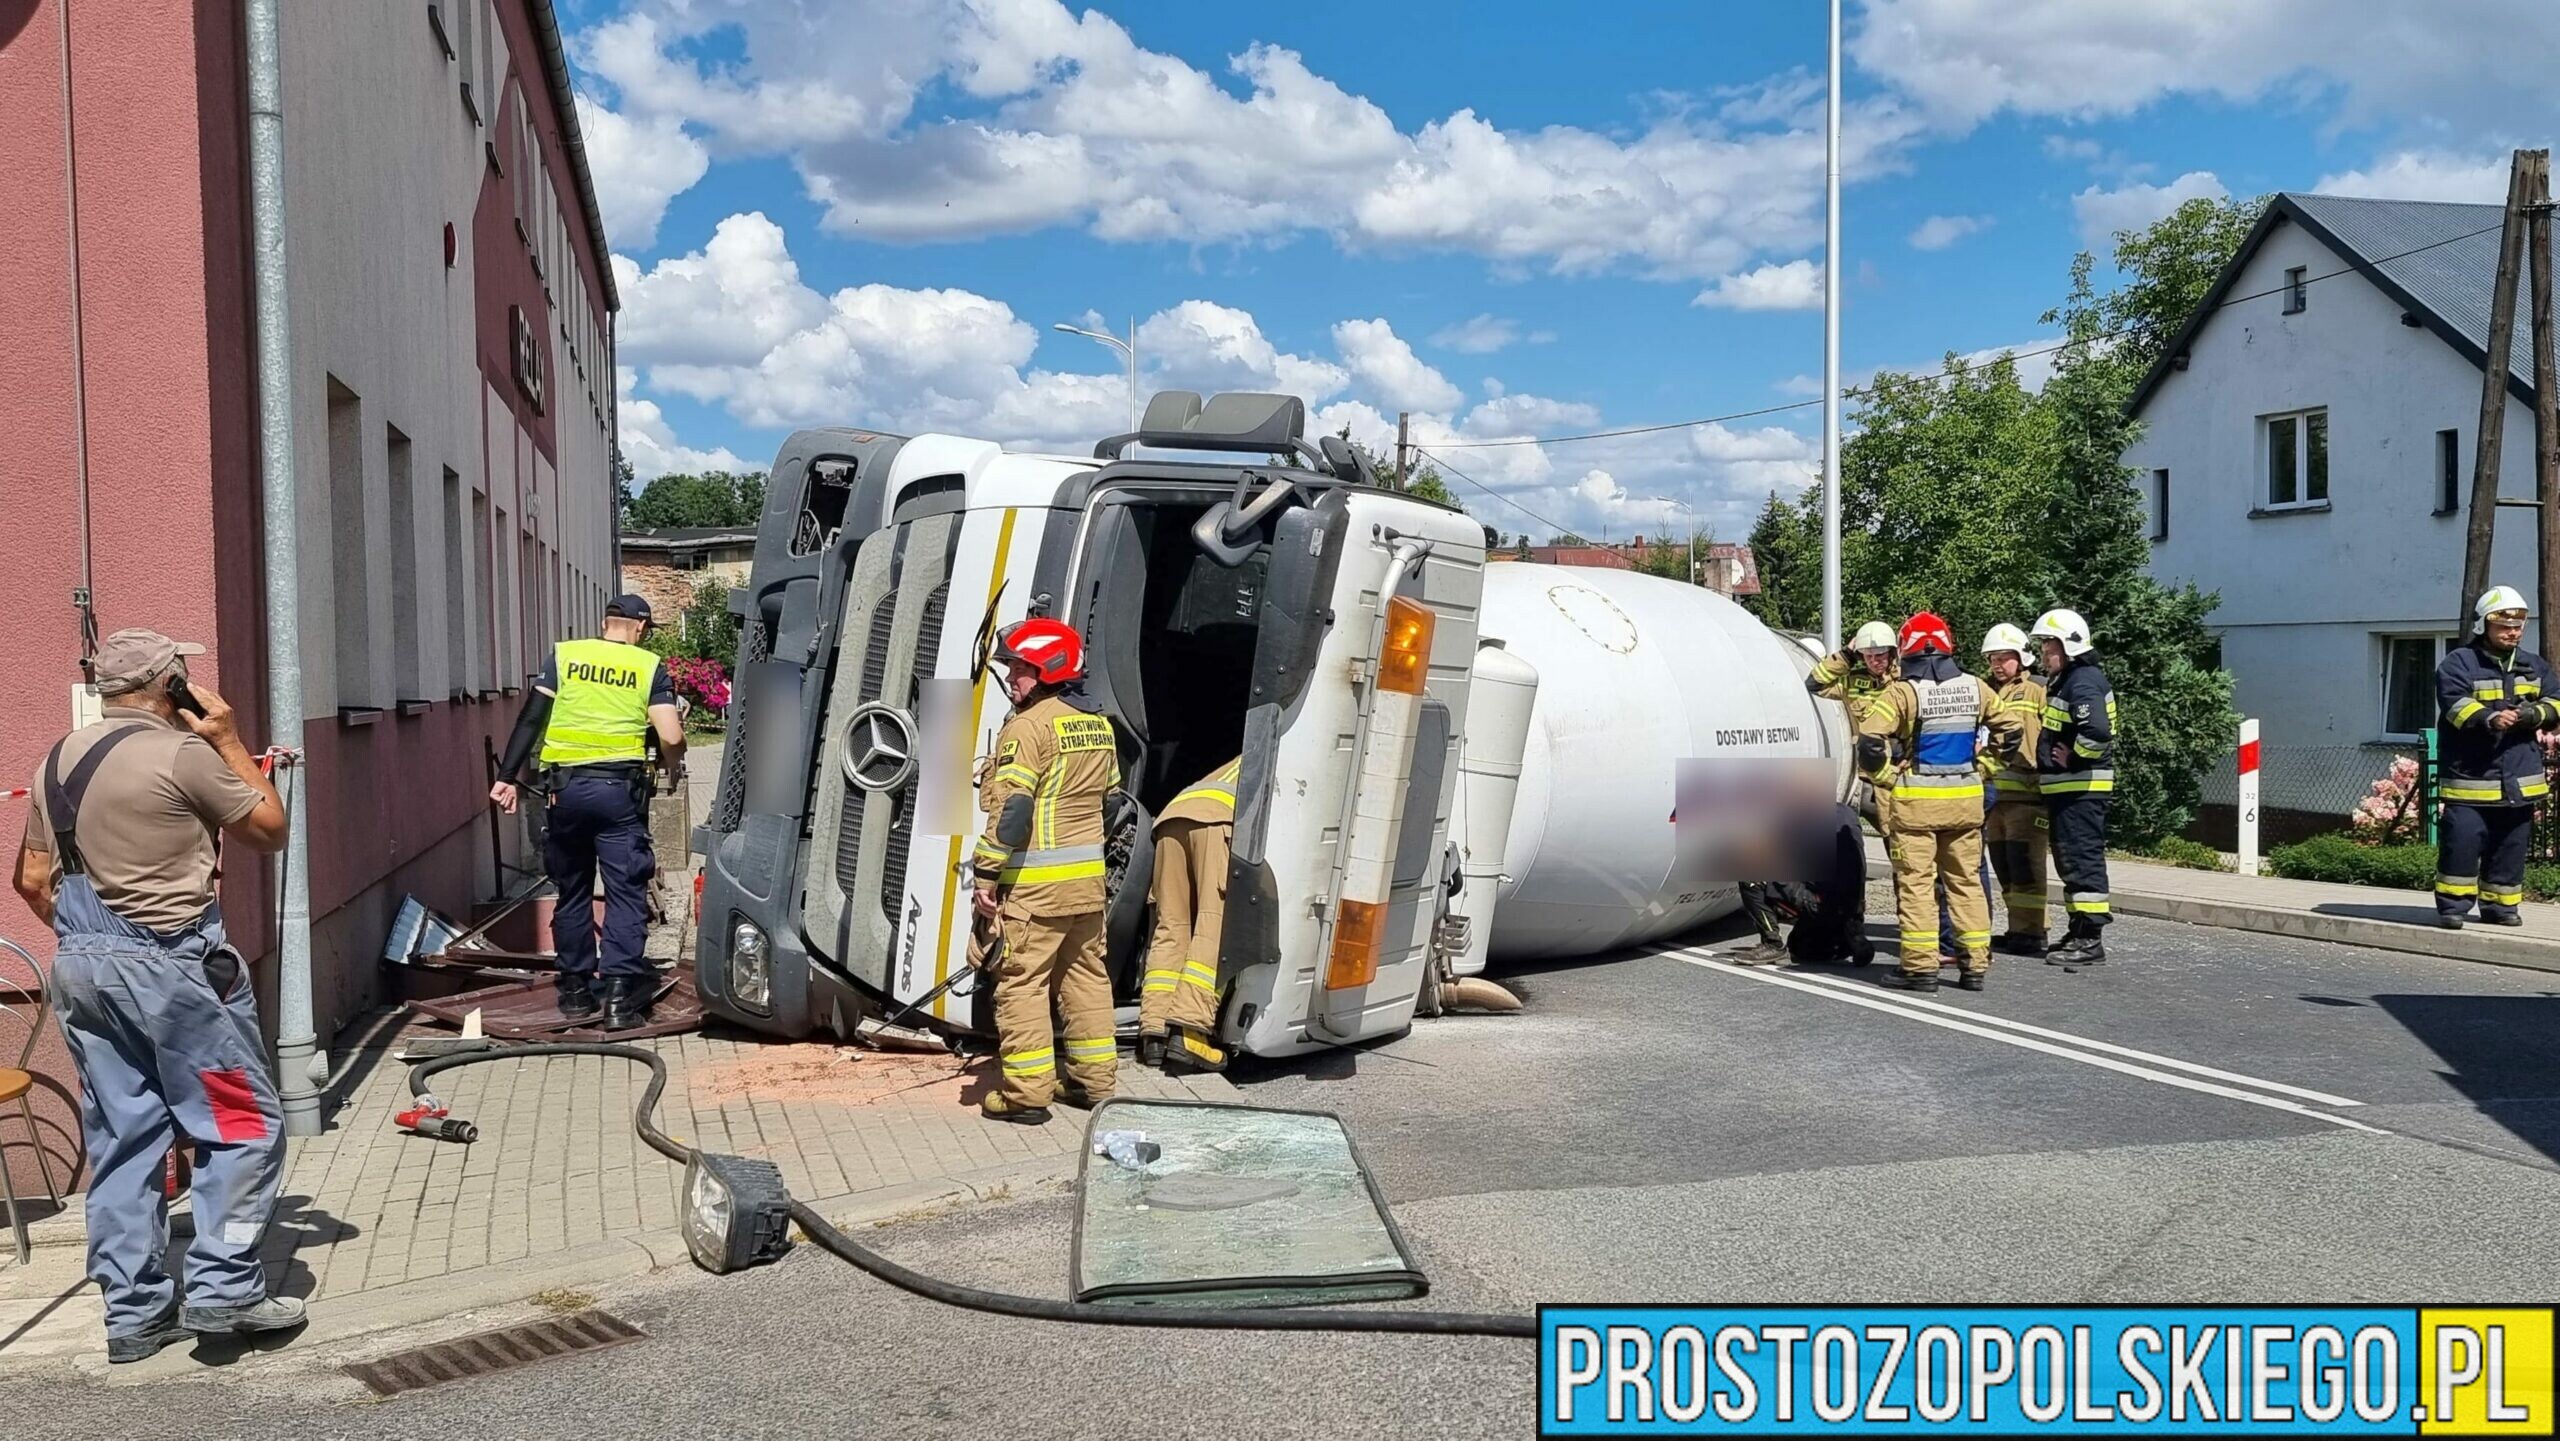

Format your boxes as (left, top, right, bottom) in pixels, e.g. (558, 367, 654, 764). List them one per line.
(1779, 968, 2365, 1107)
(1660, 947, 2382, 1133)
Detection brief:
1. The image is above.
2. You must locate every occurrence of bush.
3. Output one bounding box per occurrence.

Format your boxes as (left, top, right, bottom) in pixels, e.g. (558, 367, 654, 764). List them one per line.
(2266, 834, 2435, 891)
(2130, 835, 2229, 871)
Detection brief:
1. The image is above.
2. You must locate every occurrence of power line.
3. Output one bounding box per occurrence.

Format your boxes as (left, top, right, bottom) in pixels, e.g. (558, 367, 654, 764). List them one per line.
(1429, 219, 2508, 450)
(1412, 446, 1577, 539)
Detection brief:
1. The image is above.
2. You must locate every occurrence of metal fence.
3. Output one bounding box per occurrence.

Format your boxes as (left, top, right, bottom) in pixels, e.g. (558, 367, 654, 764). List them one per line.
(2191, 738, 2560, 858)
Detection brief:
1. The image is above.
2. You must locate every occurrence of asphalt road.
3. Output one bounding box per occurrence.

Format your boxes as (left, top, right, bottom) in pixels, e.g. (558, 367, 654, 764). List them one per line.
(6, 913, 2557, 1436)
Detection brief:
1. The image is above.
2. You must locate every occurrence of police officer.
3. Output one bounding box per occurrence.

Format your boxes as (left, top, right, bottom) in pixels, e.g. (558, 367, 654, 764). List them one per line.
(2031, 608, 2116, 966)
(1138, 756, 1238, 1073)
(490, 595, 685, 1030)
(971, 618, 1121, 1124)
(13, 630, 304, 1361)
(2434, 586, 2559, 928)
(1862, 613, 2023, 992)
(1980, 623, 2052, 957)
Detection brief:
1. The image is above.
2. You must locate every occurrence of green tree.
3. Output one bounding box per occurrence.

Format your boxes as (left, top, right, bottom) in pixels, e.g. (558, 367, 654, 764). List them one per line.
(1628, 528, 1713, 585)
(642, 578, 743, 670)
(624, 470, 768, 529)
(1742, 490, 1821, 634)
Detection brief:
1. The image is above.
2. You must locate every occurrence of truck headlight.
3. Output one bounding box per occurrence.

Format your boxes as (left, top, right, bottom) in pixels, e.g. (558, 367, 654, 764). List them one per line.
(681, 1152, 794, 1274)
(729, 919, 771, 1013)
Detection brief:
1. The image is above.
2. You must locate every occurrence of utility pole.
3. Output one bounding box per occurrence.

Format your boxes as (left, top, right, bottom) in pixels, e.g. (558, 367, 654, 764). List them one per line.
(2459, 150, 2534, 640)
(1819, 0, 1844, 652)
(2530, 151, 2560, 659)
(1394, 411, 1411, 492)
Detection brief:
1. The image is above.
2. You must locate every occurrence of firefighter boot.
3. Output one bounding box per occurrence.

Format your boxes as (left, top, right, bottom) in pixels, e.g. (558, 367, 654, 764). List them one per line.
(1162, 1022, 1229, 1076)
(1137, 1032, 1167, 1069)
(556, 971, 602, 1022)
(601, 975, 653, 1031)
(980, 1094, 1051, 1126)
(1885, 968, 1940, 993)
(1991, 933, 2046, 959)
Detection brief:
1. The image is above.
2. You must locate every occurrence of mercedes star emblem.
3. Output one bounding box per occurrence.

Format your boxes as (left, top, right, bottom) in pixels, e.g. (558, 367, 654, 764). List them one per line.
(841, 702, 919, 793)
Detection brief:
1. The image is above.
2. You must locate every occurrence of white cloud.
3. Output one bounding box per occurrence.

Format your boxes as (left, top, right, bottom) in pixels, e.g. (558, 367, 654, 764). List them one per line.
(1137, 302, 1349, 403)
(2316, 151, 2513, 205)
(1332, 319, 1463, 414)
(585, 0, 1929, 282)
(612, 213, 832, 368)
(1908, 214, 1991, 251)
(1430, 314, 1551, 355)
(1693, 259, 1826, 311)
(2043, 135, 2106, 165)
(1854, 0, 2560, 134)
(575, 98, 709, 251)
(2072, 170, 2228, 248)
(617, 368, 748, 480)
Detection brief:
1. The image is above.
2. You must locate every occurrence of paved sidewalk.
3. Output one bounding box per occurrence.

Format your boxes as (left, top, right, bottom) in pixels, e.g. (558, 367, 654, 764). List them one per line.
(0, 738, 1238, 1373)
(1863, 837, 2560, 972)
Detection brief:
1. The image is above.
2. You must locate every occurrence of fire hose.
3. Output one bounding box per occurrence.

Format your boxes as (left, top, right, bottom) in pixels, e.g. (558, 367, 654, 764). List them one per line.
(404, 1043, 1534, 1339)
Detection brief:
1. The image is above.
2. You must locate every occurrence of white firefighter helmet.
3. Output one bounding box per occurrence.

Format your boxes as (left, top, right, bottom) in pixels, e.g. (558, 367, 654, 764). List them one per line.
(1849, 620, 1897, 653)
(2476, 585, 2530, 622)
(2031, 607, 2095, 658)
(1981, 622, 2030, 659)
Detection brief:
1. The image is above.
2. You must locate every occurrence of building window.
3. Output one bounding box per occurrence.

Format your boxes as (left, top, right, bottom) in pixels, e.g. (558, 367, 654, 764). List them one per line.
(2151, 468, 2169, 541)
(2437, 428, 2461, 515)
(493, 504, 517, 683)
(2263, 408, 2329, 510)
(327, 379, 382, 710)
(387, 427, 423, 699)
(444, 468, 471, 698)
(2382, 634, 2453, 737)
(2283, 266, 2308, 315)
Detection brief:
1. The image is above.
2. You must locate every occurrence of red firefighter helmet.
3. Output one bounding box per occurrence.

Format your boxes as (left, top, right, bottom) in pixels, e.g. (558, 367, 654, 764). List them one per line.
(1897, 611, 1955, 657)
(993, 617, 1086, 685)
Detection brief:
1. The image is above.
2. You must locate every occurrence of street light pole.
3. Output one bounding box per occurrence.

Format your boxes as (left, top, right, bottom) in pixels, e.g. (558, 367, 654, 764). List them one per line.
(1820, 0, 1844, 651)
(1054, 321, 1139, 432)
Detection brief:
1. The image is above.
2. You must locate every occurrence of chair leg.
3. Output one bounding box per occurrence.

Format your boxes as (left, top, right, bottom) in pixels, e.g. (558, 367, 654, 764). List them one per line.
(1, 1142, 22, 1267)
(19, 1097, 57, 1208)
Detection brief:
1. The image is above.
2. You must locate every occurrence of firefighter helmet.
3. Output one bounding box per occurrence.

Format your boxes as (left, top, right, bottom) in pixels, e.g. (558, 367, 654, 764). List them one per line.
(2031, 607, 2095, 659)
(1980, 622, 2030, 658)
(1898, 612, 1955, 657)
(993, 618, 1086, 685)
(2476, 585, 2530, 622)
(1848, 620, 1897, 654)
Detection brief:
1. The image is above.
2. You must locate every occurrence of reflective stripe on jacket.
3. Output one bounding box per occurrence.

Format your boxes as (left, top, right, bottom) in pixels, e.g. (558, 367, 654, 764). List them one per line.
(2038, 657, 2116, 796)
(973, 693, 1121, 915)
(2437, 639, 2560, 808)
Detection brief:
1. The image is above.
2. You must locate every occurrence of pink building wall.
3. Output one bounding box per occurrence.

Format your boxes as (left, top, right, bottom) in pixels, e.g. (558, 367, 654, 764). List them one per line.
(0, 0, 617, 1201)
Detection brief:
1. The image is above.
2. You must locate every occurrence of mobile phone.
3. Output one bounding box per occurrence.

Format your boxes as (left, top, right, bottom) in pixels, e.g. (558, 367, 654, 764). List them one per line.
(168, 673, 206, 718)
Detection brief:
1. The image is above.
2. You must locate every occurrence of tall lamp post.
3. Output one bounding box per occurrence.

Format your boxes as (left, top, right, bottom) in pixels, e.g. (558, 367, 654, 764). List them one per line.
(1053, 320, 1138, 433)
(1649, 496, 1700, 586)
(1820, 0, 1844, 651)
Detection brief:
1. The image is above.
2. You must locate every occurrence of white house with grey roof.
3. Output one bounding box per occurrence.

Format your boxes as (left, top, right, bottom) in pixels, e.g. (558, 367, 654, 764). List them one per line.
(2126, 192, 2552, 839)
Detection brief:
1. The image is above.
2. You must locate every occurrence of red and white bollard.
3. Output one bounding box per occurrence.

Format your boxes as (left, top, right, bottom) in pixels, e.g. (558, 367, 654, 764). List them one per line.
(2237, 717, 2261, 876)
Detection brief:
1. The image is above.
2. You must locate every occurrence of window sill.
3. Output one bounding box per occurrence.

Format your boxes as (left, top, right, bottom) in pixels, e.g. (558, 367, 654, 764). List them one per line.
(2249, 502, 2332, 518)
(460, 82, 481, 129)
(2431, 507, 2458, 517)
(428, 6, 454, 59)
(397, 699, 434, 717)
(484, 137, 502, 175)
(338, 707, 384, 728)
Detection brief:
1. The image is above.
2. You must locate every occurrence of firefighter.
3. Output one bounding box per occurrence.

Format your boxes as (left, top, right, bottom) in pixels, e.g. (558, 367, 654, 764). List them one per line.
(1809, 620, 1901, 828)
(1862, 613, 2023, 992)
(491, 595, 686, 1030)
(2434, 586, 2559, 928)
(1980, 623, 2051, 957)
(1138, 757, 1240, 1073)
(971, 618, 1121, 1124)
(2032, 608, 2117, 966)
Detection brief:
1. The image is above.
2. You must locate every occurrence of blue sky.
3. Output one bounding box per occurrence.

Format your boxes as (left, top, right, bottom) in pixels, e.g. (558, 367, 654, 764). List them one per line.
(565, 0, 2557, 541)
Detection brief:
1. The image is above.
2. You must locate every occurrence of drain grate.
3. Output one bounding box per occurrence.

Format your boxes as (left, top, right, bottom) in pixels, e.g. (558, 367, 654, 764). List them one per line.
(344, 1310, 647, 1397)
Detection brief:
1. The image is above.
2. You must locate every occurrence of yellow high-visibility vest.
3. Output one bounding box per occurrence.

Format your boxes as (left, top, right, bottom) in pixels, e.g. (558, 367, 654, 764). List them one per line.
(540, 638, 657, 766)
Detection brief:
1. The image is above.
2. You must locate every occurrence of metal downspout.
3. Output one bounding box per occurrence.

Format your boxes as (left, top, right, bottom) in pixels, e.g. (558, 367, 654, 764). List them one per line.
(244, 0, 321, 1135)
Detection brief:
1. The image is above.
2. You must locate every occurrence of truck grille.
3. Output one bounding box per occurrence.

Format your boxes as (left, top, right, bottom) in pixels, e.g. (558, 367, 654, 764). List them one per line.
(876, 580, 951, 921)
(709, 615, 770, 835)
(832, 587, 904, 893)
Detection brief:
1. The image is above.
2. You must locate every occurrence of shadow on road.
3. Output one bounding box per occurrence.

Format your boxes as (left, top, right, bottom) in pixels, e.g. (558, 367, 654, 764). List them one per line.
(2367, 993, 2560, 1167)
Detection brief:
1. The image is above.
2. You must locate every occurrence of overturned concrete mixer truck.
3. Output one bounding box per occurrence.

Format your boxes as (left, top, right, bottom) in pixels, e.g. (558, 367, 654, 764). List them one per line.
(690, 390, 1849, 1058)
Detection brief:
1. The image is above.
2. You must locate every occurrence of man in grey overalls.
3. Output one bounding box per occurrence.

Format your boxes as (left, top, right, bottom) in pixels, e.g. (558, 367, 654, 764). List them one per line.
(11, 630, 304, 1362)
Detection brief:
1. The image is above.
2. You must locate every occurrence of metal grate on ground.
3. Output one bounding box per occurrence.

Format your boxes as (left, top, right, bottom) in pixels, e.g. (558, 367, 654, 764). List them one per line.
(343, 1310, 647, 1397)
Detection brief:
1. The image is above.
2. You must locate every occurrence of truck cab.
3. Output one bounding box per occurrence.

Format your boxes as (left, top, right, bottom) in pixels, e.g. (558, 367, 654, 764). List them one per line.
(692, 391, 1488, 1059)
